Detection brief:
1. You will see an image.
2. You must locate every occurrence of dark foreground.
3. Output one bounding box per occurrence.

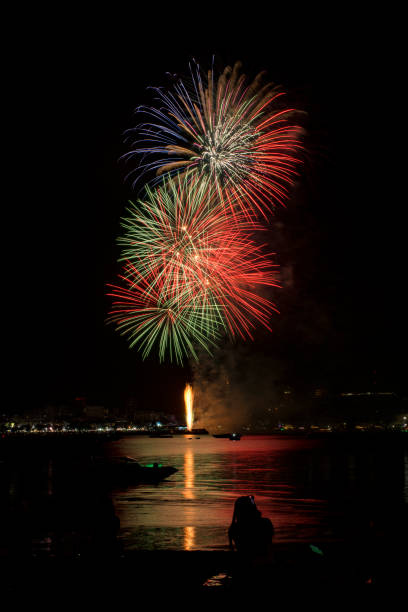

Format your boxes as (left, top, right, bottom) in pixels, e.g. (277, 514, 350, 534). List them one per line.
(1, 542, 406, 599)
(1, 433, 406, 600)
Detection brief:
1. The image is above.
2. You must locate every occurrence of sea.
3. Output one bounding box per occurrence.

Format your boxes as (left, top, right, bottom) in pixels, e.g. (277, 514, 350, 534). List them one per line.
(105, 434, 408, 551)
(1, 433, 407, 555)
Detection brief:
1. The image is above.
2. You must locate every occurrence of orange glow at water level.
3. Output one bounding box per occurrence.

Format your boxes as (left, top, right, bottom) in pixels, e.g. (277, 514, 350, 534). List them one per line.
(184, 384, 194, 431)
(184, 526, 195, 551)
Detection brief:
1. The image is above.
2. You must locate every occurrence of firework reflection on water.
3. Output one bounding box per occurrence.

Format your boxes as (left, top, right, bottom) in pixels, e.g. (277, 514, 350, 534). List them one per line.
(108, 434, 407, 551)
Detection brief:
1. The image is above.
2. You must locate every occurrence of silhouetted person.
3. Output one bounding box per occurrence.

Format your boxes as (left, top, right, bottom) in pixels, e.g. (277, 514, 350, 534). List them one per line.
(228, 495, 274, 590)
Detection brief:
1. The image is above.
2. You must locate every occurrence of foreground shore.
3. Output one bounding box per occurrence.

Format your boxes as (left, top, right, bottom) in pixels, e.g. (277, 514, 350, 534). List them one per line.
(2, 541, 406, 596)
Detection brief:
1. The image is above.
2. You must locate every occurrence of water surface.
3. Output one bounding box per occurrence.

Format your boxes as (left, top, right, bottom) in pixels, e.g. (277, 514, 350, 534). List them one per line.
(107, 434, 407, 551)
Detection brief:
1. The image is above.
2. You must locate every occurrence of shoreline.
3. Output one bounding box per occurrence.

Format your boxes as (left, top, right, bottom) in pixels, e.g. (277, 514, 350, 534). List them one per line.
(1, 540, 406, 592)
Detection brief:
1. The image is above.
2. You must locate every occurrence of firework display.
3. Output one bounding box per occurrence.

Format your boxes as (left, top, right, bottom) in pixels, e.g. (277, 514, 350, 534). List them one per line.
(108, 60, 304, 363)
(108, 177, 279, 363)
(107, 264, 222, 363)
(123, 60, 304, 219)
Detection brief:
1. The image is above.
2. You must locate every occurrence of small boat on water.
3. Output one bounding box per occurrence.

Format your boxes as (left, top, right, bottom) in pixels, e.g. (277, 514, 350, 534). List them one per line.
(90, 456, 178, 483)
(213, 433, 241, 440)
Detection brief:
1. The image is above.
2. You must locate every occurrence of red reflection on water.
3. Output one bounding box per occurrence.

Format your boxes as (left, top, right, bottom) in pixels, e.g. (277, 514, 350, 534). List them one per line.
(106, 435, 405, 550)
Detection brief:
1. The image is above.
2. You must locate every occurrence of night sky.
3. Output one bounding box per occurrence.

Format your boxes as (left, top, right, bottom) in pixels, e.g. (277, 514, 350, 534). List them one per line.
(8, 10, 406, 415)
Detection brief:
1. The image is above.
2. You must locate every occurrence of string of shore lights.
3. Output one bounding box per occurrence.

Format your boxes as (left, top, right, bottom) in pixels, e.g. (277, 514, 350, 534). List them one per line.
(107, 60, 305, 364)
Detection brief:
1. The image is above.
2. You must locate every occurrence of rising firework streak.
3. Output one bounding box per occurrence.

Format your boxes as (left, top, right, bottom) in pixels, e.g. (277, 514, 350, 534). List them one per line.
(185, 384, 194, 431)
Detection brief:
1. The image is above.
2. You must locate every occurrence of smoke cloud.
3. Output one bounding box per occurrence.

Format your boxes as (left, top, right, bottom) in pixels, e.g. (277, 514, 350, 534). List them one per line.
(191, 341, 286, 432)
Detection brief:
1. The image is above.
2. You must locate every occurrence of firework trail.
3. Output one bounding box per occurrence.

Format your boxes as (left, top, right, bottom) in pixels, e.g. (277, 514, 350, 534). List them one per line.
(107, 264, 222, 364)
(123, 60, 304, 219)
(108, 176, 280, 363)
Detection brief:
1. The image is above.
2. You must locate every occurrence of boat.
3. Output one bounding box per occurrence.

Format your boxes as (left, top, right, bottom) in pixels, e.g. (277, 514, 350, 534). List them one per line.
(90, 456, 178, 483)
(213, 433, 241, 440)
